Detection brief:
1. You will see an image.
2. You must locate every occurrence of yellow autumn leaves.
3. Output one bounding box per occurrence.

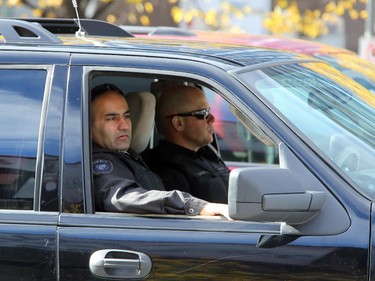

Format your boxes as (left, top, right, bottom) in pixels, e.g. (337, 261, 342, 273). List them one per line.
(1, 0, 369, 38)
(264, 0, 368, 38)
(170, 1, 252, 32)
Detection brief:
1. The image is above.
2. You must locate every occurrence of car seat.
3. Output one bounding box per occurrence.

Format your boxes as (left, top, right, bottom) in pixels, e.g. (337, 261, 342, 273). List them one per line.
(125, 91, 156, 154)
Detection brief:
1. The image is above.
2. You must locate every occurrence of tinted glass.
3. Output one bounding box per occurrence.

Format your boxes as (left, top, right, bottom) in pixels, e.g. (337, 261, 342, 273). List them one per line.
(0, 69, 46, 209)
(239, 62, 375, 197)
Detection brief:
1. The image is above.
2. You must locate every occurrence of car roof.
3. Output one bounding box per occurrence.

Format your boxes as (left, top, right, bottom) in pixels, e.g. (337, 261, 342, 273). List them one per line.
(125, 25, 355, 56)
(0, 18, 319, 69)
(193, 31, 355, 56)
(125, 25, 375, 88)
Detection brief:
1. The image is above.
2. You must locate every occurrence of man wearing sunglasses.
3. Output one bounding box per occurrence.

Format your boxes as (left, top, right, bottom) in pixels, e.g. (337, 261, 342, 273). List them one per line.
(91, 83, 229, 218)
(143, 85, 229, 203)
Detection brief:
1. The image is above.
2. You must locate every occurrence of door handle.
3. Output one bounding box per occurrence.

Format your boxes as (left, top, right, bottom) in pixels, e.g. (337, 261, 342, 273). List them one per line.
(90, 249, 152, 279)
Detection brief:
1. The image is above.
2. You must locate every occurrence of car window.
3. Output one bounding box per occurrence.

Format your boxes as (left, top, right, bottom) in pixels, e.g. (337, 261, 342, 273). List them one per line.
(204, 87, 279, 166)
(90, 73, 279, 168)
(0, 69, 46, 210)
(88, 72, 280, 214)
(238, 62, 375, 196)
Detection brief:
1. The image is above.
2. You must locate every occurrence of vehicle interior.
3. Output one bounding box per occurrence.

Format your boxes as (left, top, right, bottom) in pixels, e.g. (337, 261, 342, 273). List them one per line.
(0, 156, 34, 210)
(88, 72, 353, 237)
(90, 73, 279, 166)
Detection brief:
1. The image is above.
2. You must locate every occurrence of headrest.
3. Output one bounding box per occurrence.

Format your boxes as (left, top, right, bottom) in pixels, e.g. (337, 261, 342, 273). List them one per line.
(125, 91, 156, 153)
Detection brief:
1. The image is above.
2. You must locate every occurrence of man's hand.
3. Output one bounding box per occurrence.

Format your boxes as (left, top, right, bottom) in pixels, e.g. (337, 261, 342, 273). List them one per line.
(199, 203, 231, 220)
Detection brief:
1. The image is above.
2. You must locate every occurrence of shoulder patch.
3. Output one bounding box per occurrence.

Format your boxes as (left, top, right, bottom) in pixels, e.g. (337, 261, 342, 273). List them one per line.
(93, 159, 113, 175)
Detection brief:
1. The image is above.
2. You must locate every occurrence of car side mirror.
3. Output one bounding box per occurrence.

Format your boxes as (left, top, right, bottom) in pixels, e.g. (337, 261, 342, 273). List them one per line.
(228, 167, 326, 225)
(227, 143, 350, 236)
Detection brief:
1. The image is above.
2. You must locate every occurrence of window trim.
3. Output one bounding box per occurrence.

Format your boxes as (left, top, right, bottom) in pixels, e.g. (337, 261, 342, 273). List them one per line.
(82, 65, 281, 215)
(0, 65, 54, 211)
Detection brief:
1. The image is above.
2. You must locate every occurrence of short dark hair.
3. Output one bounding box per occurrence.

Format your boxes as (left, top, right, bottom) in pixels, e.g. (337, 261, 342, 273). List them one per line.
(91, 83, 125, 102)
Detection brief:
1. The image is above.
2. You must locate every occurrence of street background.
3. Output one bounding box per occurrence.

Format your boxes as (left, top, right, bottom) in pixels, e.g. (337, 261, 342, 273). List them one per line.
(1, 0, 375, 61)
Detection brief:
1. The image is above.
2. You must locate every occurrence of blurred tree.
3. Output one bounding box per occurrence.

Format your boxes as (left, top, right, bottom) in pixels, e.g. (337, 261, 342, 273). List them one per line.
(2, 0, 177, 26)
(3, 0, 253, 30)
(176, 0, 254, 33)
(2, 0, 368, 39)
(264, 0, 367, 38)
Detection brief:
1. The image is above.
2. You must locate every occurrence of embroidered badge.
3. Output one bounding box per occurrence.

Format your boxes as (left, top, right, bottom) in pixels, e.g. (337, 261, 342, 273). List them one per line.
(195, 170, 210, 177)
(93, 159, 113, 175)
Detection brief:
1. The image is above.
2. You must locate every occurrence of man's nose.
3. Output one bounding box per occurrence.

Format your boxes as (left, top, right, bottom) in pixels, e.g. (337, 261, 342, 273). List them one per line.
(207, 113, 215, 123)
(119, 117, 130, 130)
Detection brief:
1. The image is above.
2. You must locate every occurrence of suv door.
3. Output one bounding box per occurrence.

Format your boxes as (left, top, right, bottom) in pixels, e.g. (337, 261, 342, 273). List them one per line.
(0, 53, 69, 280)
(58, 54, 370, 280)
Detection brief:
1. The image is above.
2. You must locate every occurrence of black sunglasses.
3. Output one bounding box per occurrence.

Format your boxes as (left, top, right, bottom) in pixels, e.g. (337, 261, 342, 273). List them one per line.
(167, 108, 211, 120)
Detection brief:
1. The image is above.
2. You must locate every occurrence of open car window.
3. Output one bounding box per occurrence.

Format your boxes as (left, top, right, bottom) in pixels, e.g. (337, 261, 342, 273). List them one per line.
(89, 73, 279, 170)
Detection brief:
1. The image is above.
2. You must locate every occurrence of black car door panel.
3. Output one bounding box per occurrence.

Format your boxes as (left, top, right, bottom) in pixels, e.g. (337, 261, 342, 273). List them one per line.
(59, 62, 371, 280)
(58, 213, 369, 280)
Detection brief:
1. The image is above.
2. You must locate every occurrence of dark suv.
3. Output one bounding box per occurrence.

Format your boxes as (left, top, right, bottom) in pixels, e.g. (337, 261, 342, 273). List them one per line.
(0, 18, 375, 280)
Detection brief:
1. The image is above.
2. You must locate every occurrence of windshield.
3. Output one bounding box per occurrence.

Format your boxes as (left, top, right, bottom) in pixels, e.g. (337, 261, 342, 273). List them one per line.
(315, 53, 375, 94)
(238, 62, 375, 197)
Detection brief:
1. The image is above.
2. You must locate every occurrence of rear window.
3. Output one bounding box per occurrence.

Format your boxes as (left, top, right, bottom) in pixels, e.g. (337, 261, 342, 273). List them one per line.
(0, 69, 46, 209)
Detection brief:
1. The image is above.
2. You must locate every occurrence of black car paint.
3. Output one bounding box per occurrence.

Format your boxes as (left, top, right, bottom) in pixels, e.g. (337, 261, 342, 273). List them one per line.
(0, 36, 372, 280)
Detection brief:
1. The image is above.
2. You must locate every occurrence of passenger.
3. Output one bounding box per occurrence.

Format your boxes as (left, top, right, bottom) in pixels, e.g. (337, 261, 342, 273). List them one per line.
(91, 83, 229, 218)
(142, 85, 230, 203)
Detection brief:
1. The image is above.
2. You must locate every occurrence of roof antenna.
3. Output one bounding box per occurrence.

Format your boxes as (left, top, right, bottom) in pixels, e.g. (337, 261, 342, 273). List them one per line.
(72, 0, 86, 37)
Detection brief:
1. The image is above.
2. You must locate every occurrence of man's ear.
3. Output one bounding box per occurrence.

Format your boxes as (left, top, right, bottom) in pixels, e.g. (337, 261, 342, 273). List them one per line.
(171, 116, 184, 131)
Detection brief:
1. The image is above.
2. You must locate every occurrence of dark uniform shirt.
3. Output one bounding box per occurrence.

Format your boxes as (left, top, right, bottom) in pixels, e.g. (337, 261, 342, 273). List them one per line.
(142, 140, 230, 203)
(92, 143, 208, 215)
